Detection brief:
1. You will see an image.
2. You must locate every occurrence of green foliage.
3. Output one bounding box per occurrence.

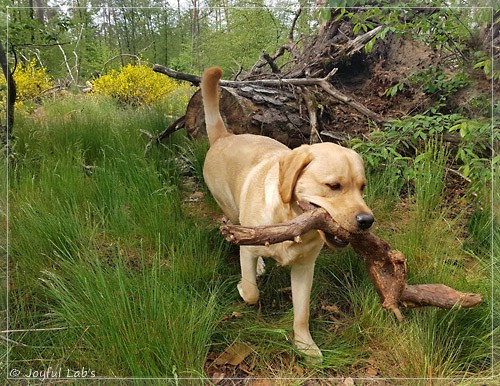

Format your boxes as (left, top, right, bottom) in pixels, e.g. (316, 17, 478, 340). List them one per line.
(6, 91, 493, 381)
(384, 67, 471, 106)
(473, 56, 498, 80)
(8, 94, 228, 379)
(448, 116, 497, 183)
(411, 66, 470, 108)
(4, 2, 495, 381)
(412, 140, 449, 222)
(351, 113, 494, 199)
(384, 81, 405, 98)
(326, 1, 493, 76)
(197, 2, 286, 73)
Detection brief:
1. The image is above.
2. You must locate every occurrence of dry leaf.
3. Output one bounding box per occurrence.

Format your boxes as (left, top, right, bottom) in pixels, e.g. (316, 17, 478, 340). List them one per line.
(214, 342, 253, 366)
(321, 304, 341, 313)
(365, 367, 378, 377)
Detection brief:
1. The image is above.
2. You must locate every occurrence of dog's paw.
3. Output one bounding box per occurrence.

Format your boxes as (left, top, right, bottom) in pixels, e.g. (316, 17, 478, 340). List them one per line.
(295, 339, 323, 364)
(237, 281, 260, 305)
(256, 256, 266, 277)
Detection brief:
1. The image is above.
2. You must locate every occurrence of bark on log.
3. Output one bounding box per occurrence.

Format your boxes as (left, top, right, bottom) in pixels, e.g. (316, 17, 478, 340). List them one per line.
(183, 83, 312, 148)
(0, 40, 15, 144)
(220, 202, 482, 319)
(153, 64, 385, 148)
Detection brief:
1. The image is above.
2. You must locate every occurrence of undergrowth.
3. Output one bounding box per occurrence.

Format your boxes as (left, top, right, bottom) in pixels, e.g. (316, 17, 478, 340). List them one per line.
(3, 94, 495, 383)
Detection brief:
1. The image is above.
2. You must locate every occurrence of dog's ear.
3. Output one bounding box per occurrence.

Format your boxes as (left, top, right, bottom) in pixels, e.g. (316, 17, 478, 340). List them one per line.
(279, 146, 313, 203)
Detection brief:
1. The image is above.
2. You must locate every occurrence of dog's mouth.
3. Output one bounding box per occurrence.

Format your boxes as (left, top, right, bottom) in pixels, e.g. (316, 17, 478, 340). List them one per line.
(306, 202, 350, 249)
(321, 230, 350, 248)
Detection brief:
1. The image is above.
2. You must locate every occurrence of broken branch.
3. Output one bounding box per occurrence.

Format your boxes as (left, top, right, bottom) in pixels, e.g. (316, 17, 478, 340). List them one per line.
(220, 202, 482, 318)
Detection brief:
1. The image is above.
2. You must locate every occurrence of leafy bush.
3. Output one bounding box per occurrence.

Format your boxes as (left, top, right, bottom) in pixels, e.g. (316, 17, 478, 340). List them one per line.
(351, 113, 495, 198)
(0, 59, 53, 112)
(90, 64, 194, 110)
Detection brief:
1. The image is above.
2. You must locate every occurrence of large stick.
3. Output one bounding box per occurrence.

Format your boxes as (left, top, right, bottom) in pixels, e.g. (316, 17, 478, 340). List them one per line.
(220, 202, 482, 320)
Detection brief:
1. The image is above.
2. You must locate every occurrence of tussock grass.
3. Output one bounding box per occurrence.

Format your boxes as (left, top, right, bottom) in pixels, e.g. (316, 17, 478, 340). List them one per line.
(7, 95, 228, 380)
(5, 94, 494, 383)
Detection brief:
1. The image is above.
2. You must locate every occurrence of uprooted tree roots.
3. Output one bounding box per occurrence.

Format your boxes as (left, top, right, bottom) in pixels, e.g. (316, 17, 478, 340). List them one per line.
(220, 201, 482, 320)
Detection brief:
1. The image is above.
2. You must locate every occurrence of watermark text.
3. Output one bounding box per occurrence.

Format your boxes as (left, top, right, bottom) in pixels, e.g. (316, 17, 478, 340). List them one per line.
(9, 366, 96, 380)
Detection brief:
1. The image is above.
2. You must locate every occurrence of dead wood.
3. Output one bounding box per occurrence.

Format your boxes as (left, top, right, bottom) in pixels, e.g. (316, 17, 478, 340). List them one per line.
(153, 64, 385, 147)
(220, 201, 482, 319)
(141, 115, 186, 155)
(0, 40, 16, 145)
(152, 24, 388, 147)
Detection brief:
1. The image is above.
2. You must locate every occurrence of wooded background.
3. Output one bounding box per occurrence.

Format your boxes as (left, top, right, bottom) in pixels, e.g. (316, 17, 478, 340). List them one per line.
(2, 1, 496, 84)
(2, 1, 497, 182)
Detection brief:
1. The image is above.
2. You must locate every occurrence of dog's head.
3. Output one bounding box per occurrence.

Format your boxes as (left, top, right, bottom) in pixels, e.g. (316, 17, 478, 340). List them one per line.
(279, 143, 374, 248)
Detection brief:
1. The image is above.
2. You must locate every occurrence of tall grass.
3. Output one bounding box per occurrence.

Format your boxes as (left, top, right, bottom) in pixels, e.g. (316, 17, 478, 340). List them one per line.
(7, 95, 228, 380)
(5, 94, 494, 382)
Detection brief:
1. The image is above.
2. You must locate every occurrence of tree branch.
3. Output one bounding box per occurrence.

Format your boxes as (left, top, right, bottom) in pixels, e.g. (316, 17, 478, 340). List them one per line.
(220, 201, 482, 318)
(153, 64, 386, 123)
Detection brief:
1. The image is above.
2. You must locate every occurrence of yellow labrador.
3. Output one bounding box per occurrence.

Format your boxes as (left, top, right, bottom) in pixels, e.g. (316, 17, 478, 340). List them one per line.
(201, 67, 374, 361)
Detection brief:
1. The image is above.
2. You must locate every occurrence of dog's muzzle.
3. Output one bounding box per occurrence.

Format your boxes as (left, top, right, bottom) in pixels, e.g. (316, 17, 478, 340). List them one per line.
(305, 202, 373, 249)
(319, 230, 350, 248)
(305, 202, 350, 249)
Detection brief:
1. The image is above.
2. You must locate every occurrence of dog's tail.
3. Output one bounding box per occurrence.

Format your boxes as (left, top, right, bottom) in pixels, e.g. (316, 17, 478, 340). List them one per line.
(201, 67, 229, 145)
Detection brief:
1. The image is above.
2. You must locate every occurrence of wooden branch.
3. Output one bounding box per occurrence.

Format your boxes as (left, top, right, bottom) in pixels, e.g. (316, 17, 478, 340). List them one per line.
(262, 51, 281, 74)
(153, 64, 386, 123)
(285, 25, 384, 79)
(220, 202, 482, 318)
(337, 25, 383, 57)
(302, 89, 321, 144)
(142, 115, 186, 156)
(400, 284, 482, 309)
(318, 79, 386, 123)
(153, 65, 202, 85)
(284, 7, 302, 61)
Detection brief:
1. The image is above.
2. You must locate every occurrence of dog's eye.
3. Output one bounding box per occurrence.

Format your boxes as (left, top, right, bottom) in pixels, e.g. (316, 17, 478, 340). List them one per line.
(361, 184, 366, 192)
(327, 183, 342, 191)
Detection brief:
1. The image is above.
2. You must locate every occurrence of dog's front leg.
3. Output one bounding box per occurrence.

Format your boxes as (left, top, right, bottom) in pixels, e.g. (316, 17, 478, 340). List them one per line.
(237, 246, 260, 305)
(291, 260, 322, 362)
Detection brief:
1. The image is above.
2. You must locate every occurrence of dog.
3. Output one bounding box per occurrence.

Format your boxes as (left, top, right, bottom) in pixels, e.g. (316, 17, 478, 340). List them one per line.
(201, 67, 374, 361)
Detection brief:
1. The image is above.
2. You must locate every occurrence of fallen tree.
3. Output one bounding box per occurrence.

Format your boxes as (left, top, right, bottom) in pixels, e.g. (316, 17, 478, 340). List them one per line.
(220, 201, 483, 320)
(150, 11, 401, 148)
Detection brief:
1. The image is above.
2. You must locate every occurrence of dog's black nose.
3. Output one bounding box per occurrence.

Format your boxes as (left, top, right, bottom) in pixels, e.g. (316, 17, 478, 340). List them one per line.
(356, 212, 374, 230)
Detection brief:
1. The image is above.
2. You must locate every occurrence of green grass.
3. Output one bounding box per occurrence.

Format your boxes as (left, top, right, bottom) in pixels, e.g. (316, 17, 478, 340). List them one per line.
(3, 94, 495, 383)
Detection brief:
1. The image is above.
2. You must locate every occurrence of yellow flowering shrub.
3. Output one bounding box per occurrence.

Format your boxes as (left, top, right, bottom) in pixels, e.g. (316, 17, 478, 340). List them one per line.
(91, 64, 194, 111)
(0, 60, 53, 112)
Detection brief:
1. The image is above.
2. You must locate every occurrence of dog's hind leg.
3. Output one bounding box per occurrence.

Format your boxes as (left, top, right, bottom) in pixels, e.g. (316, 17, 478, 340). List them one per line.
(237, 247, 260, 305)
